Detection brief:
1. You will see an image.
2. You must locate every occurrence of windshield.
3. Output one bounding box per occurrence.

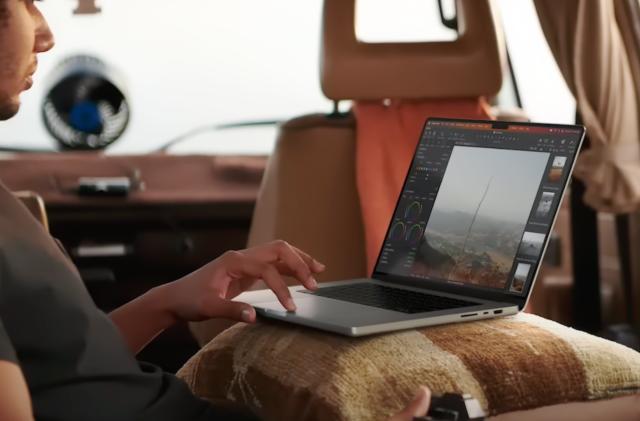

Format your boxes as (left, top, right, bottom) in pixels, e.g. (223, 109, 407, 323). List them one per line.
(0, 0, 574, 155)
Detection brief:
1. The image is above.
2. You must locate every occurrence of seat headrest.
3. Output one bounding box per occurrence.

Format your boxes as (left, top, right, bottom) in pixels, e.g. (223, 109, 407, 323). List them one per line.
(320, 0, 506, 100)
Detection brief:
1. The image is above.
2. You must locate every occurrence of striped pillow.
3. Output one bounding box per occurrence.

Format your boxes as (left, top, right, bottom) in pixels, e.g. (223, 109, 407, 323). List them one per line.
(177, 313, 640, 420)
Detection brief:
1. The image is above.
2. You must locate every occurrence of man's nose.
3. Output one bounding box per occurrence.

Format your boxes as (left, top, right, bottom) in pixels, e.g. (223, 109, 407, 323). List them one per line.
(34, 9, 55, 53)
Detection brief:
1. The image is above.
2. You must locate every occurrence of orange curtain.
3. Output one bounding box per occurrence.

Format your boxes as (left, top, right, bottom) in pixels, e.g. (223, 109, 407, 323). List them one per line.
(355, 98, 492, 274)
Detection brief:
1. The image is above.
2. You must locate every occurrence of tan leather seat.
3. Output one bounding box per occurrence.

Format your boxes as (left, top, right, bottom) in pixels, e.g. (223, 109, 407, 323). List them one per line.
(248, 114, 367, 282)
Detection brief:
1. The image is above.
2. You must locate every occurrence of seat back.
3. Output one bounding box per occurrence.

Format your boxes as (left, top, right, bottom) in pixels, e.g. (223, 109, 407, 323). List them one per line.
(248, 114, 367, 282)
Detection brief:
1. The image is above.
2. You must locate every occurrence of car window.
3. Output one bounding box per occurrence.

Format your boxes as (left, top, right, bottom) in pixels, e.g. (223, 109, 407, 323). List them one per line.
(0, 0, 575, 155)
(496, 0, 576, 123)
(356, 0, 457, 43)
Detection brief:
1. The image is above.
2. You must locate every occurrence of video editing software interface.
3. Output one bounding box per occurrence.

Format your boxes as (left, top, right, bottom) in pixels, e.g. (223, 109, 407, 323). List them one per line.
(376, 120, 582, 296)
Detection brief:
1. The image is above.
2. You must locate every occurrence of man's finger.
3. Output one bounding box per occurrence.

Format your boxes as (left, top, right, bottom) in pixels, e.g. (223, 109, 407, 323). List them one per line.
(229, 254, 296, 311)
(243, 241, 326, 274)
(271, 242, 318, 290)
(258, 263, 296, 311)
(246, 241, 318, 291)
(389, 387, 431, 421)
(290, 245, 326, 273)
(206, 298, 256, 323)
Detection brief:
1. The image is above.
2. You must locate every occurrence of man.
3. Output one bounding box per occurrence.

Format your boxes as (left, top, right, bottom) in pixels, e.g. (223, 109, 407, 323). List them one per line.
(0, 1, 431, 420)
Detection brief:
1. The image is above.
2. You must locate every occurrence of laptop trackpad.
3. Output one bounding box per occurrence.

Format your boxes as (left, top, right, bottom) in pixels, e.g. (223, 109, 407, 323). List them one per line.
(255, 296, 413, 326)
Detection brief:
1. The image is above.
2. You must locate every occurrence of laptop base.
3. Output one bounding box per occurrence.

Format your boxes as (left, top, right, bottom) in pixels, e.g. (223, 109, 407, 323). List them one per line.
(253, 279, 518, 337)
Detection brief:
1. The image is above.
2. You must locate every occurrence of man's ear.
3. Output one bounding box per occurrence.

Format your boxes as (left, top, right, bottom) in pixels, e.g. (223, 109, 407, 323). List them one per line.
(73, 0, 101, 15)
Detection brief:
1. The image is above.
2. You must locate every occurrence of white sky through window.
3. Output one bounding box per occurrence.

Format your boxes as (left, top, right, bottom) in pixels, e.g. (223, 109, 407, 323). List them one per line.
(0, 0, 575, 154)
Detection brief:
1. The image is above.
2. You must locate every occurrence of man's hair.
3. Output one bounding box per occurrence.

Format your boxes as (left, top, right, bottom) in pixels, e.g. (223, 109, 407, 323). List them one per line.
(0, 0, 7, 27)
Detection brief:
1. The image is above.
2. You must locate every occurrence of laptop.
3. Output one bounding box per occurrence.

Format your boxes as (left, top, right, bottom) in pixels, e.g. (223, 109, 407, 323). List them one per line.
(253, 118, 585, 336)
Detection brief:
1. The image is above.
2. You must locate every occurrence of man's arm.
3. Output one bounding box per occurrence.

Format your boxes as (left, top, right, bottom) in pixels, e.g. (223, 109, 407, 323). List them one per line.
(110, 241, 324, 355)
(0, 316, 33, 420)
(109, 285, 176, 355)
(0, 360, 34, 421)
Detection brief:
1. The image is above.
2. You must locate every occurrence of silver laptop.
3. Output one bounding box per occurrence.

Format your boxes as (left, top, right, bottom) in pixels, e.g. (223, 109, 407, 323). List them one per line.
(254, 118, 585, 336)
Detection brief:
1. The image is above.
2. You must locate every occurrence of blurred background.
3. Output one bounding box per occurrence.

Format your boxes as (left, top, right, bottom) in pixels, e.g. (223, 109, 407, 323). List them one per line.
(0, 0, 573, 155)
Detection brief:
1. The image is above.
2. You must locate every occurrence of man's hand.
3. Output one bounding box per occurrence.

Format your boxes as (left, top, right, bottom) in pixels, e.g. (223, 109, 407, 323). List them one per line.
(110, 241, 325, 354)
(389, 387, 431, 421)
(161, 240, 325, 324)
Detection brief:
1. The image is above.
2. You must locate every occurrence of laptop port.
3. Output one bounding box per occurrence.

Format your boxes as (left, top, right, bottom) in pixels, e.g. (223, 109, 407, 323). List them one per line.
(461, 313, 478, 318)
(494, 309, 503, 314)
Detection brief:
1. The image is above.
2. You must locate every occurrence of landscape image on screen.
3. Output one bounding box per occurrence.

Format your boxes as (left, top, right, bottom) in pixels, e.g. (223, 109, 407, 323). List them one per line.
(518, 231, 546, 258)
(412, 146, 550, 289)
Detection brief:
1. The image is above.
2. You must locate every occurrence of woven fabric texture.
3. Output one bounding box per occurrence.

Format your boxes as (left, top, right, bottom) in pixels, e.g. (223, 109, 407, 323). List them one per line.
(177, 313, 640, 420)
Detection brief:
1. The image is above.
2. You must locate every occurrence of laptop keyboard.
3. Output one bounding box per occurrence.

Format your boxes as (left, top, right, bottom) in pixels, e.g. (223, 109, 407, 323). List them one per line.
(303, 283, 478, 314)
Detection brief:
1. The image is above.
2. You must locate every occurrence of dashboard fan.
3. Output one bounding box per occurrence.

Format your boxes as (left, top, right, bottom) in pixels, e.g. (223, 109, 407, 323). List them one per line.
(42, 55, 130, 150)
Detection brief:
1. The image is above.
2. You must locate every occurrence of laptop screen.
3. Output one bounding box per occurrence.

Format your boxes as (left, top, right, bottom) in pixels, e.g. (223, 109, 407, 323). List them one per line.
(374, 119, 583, 297)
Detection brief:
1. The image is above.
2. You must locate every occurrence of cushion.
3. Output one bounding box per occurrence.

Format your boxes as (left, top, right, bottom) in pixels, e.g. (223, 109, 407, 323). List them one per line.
(177, 313, 640, 420)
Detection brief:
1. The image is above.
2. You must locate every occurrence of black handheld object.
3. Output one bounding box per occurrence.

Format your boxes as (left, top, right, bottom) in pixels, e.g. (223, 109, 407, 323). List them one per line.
(413, 393, 485, 421)
(77, 177, 131, 197)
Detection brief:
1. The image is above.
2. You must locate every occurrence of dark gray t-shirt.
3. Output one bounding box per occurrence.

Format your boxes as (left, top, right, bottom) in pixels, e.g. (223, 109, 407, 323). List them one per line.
(0, 182, 255, 421)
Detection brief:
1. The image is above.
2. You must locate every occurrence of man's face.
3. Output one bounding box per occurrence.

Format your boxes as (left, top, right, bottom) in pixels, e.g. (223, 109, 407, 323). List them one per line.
(0, 0, 54, 120)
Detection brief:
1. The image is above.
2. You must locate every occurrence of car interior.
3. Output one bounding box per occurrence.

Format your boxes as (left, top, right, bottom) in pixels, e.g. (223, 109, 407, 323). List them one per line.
(2, 0, 640, 419)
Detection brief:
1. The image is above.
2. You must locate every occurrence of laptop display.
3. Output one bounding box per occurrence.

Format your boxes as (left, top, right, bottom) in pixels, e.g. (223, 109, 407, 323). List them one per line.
(374, 118, 583, 297)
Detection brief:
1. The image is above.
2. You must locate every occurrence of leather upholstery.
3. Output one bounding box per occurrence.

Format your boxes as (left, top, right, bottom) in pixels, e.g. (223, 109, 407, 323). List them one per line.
(321, 0, 506, 100)
(248, 114, 367, 283)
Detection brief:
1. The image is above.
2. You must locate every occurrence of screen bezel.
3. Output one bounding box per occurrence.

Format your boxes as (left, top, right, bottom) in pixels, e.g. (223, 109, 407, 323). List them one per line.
(371, 117, 586, 310)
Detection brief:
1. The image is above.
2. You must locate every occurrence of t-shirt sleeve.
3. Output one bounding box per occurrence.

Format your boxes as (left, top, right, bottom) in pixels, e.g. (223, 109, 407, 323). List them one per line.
(0, 319, 18, 363)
